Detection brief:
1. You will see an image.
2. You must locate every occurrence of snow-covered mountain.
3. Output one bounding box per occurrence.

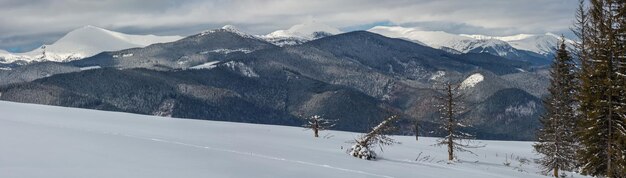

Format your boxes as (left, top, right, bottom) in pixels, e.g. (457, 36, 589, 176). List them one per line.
(259, 21, 342, 46)
(368, 26, 574, 64)
(0, 25, 183, 64)
(460, 33, 576, 56)
(68, 25, 275, 70)
(368, 26, 519, 55)
(202, 25, 260, 40)
(0, 101, 590, 178)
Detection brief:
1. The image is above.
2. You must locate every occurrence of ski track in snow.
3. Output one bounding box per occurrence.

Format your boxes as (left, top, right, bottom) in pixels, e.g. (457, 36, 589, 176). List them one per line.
(12, 118, 394, 178)
(139, 137, 394, 178)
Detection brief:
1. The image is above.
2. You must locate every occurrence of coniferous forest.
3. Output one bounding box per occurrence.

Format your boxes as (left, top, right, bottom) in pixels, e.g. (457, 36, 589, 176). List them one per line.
(535, 0, 626, 177)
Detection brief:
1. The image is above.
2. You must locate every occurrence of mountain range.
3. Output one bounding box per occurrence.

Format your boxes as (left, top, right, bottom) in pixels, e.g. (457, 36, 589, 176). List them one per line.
(0, 25, 182, 64)
(0, 23, 574, 67)
(0, 23, 559, 140)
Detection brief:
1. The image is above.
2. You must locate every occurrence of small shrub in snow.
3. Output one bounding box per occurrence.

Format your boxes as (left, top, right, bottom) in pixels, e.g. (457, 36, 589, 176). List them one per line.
(349, 144, 376, 160)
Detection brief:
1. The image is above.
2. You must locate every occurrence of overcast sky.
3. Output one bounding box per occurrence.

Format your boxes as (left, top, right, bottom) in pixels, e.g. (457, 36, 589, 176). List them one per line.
(0, 0, 578, 52)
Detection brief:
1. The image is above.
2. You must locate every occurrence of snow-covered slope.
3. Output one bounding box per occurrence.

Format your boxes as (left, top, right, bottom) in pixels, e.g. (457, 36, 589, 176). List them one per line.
(0, 49, 20, 63)
(460, 73, 485, 90)
(0, 26, 183, 64)
(0, 101, 589, 178)
(260, 21, 342, 46)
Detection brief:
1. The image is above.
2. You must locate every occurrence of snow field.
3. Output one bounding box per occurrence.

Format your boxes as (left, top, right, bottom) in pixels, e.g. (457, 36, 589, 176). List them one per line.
(0, 101, 588, 178)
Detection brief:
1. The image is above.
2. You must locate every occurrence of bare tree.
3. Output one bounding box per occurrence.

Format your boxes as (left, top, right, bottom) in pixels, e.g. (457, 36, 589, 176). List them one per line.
(302, 115, 336, 137)
(413, 117, 420, 142)
(434, 81, 483, 162)
(348, 115, 399, 160)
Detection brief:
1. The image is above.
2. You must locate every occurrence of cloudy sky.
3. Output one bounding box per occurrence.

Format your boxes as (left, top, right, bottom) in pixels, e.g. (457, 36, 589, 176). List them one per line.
(1, 0, 578, 52)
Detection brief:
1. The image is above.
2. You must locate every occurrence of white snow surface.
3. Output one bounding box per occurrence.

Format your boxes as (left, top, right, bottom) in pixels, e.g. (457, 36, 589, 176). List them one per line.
(0, 25, 182, 63)
(430, 71, 446, 81)
(200, 48, 253, 55)
(460, 73, 485, 90)
(224, 61, 259, 77)
(190, 61, 220, 70)
(260, 21, 342, 46)
(0, 101, 591, 178)
(79, 66, 102, 71)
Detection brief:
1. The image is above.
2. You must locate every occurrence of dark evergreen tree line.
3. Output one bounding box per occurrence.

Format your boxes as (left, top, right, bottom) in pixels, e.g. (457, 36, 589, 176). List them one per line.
(538, 0, 626, 177)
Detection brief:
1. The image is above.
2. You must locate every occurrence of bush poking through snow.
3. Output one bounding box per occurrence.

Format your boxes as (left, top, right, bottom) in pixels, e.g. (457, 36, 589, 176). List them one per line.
(348, 115, 399, 160)
(349, 144, 377, 160)
(302, 115, 336, 137)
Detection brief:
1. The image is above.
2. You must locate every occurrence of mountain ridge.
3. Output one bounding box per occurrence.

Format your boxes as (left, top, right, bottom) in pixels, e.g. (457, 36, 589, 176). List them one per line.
(367, 26, 575, 65)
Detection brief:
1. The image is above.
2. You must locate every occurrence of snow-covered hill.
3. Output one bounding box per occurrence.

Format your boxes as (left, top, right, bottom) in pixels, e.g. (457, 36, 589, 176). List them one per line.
(260, 21, 342, 46)
(0, 101, 588, 178)
(0, 25, 183, 64)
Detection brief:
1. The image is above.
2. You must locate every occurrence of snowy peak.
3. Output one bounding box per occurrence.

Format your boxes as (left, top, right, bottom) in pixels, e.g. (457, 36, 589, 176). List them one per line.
(260, 21, 342, 46)
(503, 33, 575, 56)
(368, 26, 516, 56)
(221, 25, 239, 31)
(368, 25, 575, 63)
(41, 25, 178, 56)
(0, 25, 183, 64)
(460, 33, 575, 55)
(460, 34, 536, 41)
(199, 25, 258, 39)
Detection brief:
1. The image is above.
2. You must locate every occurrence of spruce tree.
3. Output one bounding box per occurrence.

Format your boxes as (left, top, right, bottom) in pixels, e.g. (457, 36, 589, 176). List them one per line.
(575, 0, 626, 177)
(534, 38, 578, 178)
